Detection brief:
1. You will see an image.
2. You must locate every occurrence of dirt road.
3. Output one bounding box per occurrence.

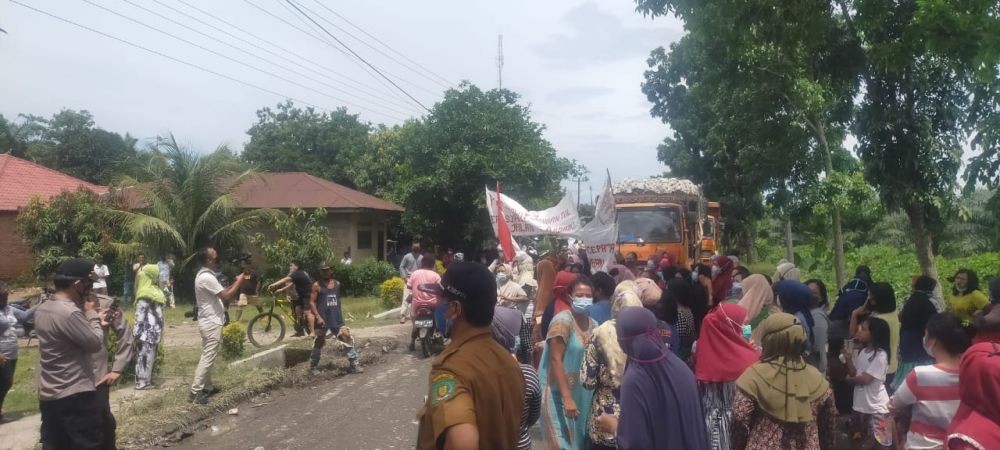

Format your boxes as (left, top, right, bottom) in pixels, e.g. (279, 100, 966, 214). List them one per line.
(169, 330, 431, 450)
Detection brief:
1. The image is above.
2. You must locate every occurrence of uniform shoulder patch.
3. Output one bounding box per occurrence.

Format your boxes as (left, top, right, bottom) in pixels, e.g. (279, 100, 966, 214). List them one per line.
(430, 373, 458, 406)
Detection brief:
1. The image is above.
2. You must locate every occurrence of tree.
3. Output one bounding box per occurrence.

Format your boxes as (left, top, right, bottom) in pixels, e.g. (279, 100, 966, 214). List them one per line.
(106, 136, 280, 292)
(242, 101, 371, 187)
(18, 110, 138, 185)
(249, 208, 334, 281)
(845, 0, 999, 281)
(16, 188, 115, 277)
(369, 83, 579, 250)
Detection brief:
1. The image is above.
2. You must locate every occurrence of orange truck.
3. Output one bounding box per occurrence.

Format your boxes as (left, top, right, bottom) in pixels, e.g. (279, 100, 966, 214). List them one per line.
(701, 201, 722, 261)
(613, 177, 712, 268)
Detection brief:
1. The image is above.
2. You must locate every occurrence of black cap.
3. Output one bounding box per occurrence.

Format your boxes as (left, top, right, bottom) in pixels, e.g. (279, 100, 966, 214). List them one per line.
(420, 262, 496, 304)
(55, 258, 97, 280)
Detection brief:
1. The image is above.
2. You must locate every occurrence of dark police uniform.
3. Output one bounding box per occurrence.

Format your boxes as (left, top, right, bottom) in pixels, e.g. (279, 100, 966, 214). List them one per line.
(417, 329, 524, 450)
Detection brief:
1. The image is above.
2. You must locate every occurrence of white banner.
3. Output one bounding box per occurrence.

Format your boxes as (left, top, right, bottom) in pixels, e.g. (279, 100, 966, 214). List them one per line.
(579, 176, 617, 272)
(486, 188, 582, 236)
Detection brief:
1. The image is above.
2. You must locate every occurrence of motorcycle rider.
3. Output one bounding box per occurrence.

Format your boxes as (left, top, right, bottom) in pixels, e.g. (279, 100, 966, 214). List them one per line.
(407, 254, 441, 351)
(309, 263, 362, 374)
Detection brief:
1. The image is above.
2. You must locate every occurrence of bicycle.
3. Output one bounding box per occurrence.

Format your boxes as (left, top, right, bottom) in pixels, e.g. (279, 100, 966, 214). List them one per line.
(246, 295, 307, 348)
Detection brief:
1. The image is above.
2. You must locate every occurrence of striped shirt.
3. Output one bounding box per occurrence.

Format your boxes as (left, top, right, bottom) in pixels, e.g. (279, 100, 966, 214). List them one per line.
(890, 364, 961, 449)
(519, 363, 541, 450)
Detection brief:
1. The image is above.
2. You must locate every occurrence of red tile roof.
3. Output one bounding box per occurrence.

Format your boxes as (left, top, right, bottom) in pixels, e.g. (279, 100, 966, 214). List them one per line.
(231, 172, 402, 212)
(0, 154, 108, 211)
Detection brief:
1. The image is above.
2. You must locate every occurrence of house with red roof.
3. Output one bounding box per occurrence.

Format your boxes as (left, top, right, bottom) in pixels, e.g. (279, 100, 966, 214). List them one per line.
(0, 154, 107, 279)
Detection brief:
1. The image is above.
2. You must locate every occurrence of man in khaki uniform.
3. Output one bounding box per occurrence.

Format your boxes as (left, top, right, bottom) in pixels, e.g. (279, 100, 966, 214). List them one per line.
(417, 262, 524, 450)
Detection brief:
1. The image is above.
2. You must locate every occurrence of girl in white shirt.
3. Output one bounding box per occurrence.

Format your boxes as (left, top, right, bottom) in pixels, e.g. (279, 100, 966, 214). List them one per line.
(844, 316, 894, 449)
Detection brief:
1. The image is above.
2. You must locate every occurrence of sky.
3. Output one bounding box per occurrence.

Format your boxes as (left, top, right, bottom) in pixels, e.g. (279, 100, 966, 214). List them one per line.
(0, 0, 684, 202)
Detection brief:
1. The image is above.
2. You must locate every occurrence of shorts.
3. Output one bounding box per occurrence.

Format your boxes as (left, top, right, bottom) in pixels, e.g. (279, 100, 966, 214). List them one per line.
(238, 294, 260, 307)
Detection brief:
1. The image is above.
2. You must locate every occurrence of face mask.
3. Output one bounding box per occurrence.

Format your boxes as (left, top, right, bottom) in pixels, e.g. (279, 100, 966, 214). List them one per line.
(496, 273, 509, 284)
(712, 266, 720, 277)
(435, 300, 455, 338)
(732, 282, 742, 291)
(571, 297, 593, 314)
(922, 337, 934, 357)
(742, 324, 753, 341)
(646, 260, 655, 269)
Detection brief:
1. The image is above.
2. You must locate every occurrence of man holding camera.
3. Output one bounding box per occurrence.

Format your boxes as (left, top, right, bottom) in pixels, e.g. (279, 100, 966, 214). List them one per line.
(91, 292, 134, 448)
(190, 247, 245, 405)
(35, 258, 107, 449)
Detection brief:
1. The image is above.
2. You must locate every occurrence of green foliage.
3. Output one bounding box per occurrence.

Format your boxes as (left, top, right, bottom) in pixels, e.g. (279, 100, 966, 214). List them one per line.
(221, 322, 246, 360)
(15, 188, 116, 278)
(378, 276, 405, 310)
(358, 83, 580, 250)
(242, 101, 371, 187)
(14, 110, 139, 185)
(250, 208, 334, 282)
(105, 136, 276, 295)
(334, 259, 396, 297)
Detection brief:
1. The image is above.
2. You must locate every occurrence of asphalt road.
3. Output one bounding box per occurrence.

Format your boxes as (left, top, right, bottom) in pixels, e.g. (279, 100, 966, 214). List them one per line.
(169, 337, 432, 450)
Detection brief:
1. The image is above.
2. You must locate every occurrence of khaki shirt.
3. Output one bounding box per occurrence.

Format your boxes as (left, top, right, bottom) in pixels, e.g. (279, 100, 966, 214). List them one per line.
(417, 329, 524, 450)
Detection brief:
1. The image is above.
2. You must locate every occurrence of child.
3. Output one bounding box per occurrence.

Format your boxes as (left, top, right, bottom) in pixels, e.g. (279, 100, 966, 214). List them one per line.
(890, 313, 969, 450)
(844, 316, 894, 449)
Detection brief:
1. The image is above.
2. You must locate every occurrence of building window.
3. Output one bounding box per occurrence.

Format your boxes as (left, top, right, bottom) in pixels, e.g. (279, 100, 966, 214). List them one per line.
(357, 230, 373, 250)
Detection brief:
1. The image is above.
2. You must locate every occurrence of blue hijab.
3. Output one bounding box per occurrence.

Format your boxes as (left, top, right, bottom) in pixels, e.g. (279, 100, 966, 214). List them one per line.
(777, 281, 816, 344)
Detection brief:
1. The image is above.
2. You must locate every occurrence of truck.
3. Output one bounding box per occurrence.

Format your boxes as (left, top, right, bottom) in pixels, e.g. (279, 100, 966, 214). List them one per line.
(701, 201, 722, 262)
(613, 177, 711, 268)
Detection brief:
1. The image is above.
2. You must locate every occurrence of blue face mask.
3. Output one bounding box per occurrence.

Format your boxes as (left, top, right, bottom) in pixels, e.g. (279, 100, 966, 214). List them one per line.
(571, 297, 593, 314)
(742, 324, 753, 341)
(496, 273, 509, 284)
(435, 300, 454, 338)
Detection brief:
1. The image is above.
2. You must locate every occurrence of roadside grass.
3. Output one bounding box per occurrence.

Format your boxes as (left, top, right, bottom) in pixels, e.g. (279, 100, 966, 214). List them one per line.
(0, 296, 391, 422)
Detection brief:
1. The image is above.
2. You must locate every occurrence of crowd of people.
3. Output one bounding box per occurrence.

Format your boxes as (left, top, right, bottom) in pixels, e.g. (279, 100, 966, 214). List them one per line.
(416, 248, 1000, 450)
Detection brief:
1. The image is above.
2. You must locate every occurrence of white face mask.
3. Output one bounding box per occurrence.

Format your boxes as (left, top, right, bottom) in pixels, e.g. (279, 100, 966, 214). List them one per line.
(712, 266, 720, 277)
(922, 337, 934, 357)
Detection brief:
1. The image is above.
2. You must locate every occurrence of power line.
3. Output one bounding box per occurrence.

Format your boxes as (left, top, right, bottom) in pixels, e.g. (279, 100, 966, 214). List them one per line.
(310, 1, 455, 88)
(279, 0, 441, 101)
(284, 0, 431, 112)
(8, 0, 337, 117)
(159, 0, 423, 113)
(79, 0, 408, 121)
(242, 0, 427, 111)
(119, 0, 417, 117)
(306, 0, 451, 90)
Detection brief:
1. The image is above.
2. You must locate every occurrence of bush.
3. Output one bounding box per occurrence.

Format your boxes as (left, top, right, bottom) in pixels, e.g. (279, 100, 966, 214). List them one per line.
(108, 326, 163, 380)
(378, 276, 405, 310)
(221, 322, 246, 360)
(335, 259, 396, 296)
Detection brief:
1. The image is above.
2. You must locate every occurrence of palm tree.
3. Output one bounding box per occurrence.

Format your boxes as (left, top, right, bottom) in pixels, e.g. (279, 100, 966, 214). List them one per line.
(106, 135, 280, 281)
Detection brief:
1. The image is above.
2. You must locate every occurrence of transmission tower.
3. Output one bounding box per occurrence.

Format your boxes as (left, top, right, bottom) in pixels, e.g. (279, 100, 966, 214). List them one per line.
(496, 34, 504, 89)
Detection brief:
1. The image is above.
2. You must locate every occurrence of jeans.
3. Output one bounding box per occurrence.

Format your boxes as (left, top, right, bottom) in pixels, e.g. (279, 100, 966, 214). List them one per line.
(190, 321, 223, 395)
(0, 357, 16, 413)
(39, 391, 104, 450)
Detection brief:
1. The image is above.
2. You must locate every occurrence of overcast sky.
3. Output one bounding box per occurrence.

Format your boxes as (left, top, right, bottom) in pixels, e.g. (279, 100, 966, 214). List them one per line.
(0, 0, 683, 200)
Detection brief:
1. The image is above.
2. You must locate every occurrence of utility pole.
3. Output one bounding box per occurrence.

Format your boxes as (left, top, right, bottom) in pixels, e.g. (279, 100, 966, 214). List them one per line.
(496, 34, 504, 90)
(589, 185, 593, 205)
(571, 176, 588, 209)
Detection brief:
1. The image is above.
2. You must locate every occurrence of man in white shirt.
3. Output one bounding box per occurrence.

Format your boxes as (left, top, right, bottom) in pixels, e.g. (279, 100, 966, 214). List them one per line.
(189, 247, 244, 405)
(92, 255, 110, 295)
(397, 242, 423, 324)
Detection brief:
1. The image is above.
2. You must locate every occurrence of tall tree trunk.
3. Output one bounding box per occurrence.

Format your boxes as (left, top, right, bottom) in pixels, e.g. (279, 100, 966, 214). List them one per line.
(905, 203, 940, 281)
(784, 218, 795, 263)
(815, 119, 847, 287)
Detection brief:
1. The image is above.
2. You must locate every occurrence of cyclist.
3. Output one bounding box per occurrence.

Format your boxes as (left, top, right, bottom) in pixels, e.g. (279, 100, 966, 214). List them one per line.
(268, 260, 312, 337)
(309, 262, 362, 374)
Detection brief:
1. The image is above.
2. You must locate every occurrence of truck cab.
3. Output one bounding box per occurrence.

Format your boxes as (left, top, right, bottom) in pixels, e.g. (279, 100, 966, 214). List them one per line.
(701, 202, 722, 262)
(616, 203, 687, 266)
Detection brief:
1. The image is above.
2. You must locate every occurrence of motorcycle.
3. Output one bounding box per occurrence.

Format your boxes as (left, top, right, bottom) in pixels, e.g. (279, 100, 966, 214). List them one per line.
(410, 302, 442, 358)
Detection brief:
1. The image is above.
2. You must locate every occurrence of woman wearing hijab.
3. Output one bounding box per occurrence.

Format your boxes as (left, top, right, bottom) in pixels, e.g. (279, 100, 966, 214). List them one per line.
(492, 306, 541, 450)
(732, 313, 836, 450)
(711, 256, 736, 308)
(134, 263, 167, 390)
(581, 281, 643, 450)
(773, 261, 802, 284)
(694, 303, 760, 450)
(739, 274, 777, 332)
(946, 338, 1000, 450)
(776, 281, 820, 369)
(615, 307, 710, 450)
(894, 276, 939, 391)
(539, 276, 598, 449)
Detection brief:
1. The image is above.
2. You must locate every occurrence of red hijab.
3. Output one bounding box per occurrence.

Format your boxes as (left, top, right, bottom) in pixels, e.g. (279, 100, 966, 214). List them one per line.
(695, 303, 758, 383)
(552, 270, 578, 315)
(947, 341, 1000, 449)
(711, 256, 735, 304)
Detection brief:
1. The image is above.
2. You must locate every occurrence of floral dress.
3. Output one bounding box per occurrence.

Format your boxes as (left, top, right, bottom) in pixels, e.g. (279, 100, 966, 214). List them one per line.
(581, 333, 621, 447)
(730, 389, 837, 450)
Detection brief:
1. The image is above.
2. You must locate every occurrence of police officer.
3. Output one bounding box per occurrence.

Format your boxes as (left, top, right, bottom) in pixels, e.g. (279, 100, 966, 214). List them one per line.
(417, 262, 524, 450)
